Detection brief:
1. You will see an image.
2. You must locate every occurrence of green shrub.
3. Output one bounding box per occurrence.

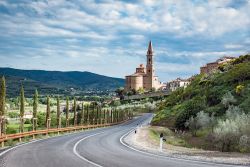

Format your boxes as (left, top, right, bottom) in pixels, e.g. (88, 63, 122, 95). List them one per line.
(213, 107, 250, 152)
(175, 96, 206, 130)
(6, 127, 17, 134)
(24, 119, 31, 124)
(37, 112, 46, 128)
(6, 139, 15, 146)
(8, 111, 19, 118)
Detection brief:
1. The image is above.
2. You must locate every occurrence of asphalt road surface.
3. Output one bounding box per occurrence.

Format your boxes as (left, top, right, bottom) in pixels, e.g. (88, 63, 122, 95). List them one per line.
(0, 114, 245, 167)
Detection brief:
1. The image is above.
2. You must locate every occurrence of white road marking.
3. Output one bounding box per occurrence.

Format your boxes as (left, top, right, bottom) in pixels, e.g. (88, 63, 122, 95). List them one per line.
(0, 127, 107, 158)
(119, 129, 245, 167)
(0, 138, 45, 157)
(73, 132, 105, 167)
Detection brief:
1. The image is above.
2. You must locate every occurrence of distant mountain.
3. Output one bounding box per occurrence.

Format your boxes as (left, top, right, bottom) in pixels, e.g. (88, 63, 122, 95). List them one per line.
(0, 67, 124, 97)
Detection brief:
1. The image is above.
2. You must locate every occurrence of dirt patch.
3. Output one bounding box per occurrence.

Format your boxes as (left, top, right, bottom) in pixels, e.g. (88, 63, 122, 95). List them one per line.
(124, 126, 250, 165)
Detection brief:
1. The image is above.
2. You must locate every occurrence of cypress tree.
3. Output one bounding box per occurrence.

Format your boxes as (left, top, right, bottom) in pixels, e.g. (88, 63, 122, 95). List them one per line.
(110, 109, 112, 123)
(81, 102, 84, 125)
(66, 97, 69, 127)
(73, 97, 77, 126)
(103, 109, 105, 124)
(19, 85, 25, 133)
(33, 89, 38, 131)
(45, 96, 51, 129)
(87, 104, 89, 125)
(56, 96, 61, 128)
(95, 103, 98, 124)
(0, 76, 6, 135)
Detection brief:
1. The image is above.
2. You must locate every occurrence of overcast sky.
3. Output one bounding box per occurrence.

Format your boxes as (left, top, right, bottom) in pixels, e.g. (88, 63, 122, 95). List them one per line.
(0, 0, 249, 82)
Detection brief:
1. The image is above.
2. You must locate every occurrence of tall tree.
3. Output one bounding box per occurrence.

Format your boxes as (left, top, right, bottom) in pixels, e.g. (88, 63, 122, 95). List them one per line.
(66, 97, 69, 127)
(19, 85, 25, 133)
(96, 104, 99, 124)
(103, 109, 105, 124)
(33, 89, 38, 131)
(56, 96, 61, 128)
(0, 76, 6, 136)
(73, 97, 77, 126)
(81, 102, 84, 125)
(87, 104, 89, 125)
(45, 96, 51, 129)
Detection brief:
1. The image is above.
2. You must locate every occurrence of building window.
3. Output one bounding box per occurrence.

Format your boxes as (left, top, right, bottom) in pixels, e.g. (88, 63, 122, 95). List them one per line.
(148, 70, 150, 73)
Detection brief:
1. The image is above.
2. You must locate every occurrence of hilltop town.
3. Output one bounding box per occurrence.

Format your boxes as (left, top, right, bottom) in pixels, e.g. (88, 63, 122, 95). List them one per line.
(124, 41, 237, 94)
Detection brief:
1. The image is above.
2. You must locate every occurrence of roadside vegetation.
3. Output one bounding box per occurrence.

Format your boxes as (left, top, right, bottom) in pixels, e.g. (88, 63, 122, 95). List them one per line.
(0, 75, 137, 148)
(152, 54, 250, 152)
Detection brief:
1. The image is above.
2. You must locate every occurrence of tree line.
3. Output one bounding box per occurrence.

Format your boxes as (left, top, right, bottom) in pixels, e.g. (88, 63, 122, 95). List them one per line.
(0, 76, 131, 136)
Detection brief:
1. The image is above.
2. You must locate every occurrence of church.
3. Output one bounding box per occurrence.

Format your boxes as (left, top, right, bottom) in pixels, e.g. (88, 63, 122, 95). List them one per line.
(125, 41, 163, 91)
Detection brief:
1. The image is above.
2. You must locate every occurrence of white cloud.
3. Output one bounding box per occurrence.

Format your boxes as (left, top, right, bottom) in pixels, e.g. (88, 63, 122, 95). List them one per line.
(0, 0, 249, 81)
(224, 44, 244, 49)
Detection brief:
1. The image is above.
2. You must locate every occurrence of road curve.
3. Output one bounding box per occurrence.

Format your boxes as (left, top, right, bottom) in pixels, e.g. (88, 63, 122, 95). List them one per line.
(0, 114, 245, 167)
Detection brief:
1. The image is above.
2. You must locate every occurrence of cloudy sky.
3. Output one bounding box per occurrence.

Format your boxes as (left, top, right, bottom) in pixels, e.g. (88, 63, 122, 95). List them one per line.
(0, 0, 249, 82)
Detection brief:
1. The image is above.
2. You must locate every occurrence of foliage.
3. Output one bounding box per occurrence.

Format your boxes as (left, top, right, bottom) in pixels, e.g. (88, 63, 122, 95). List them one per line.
(37, 112, 46, 127)
(45, 96, 51, 128)
(115, 87, 125, 100)
(221, 92, 236, 108)
(33, 89, 38, 118)
(137, 87, 145, 94)
(8, 111, 19, 118)
(152, 54, 250, 132)
(0, 76, 6, 116)
(213, 106, 250, 152)
(151, 54, 250, 152)
(20, 86, 25, 117)
(65, 96, 69, 126)
(0, 67, 124, 97)
(24, 119, 31, 124)
(56, 96, 60, 128)
(239, 96, 250, 113)
(6, 126, 17, 134)
(73, 97, 77, 125)
(185, 111, 211, 136)
(175, 96, 206, 130)
(19, 85, 25, 133)
(235, 84, 244, 95)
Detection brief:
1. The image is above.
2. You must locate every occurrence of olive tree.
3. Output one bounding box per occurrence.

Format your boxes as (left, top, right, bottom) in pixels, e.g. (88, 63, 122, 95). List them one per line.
(221, 92, 236, 108)
(214, 106, 250, 152)
(185, 111, 211, 136)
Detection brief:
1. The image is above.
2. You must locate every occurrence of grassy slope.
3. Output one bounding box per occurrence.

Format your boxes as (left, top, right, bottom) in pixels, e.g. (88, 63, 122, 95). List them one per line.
(152, 54, 250, 129)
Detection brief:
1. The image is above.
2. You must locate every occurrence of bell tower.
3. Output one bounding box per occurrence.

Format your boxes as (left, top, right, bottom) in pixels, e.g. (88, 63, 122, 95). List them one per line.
(146, 40, 154, 88)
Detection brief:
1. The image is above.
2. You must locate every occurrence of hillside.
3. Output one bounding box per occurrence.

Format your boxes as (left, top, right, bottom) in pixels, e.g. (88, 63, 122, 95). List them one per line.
(0, 68, 124, 97)
(152, 54, 250, 152)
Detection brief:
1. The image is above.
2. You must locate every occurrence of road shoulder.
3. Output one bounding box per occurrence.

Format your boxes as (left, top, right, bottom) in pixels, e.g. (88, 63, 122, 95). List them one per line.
(124, 126, 250, 166)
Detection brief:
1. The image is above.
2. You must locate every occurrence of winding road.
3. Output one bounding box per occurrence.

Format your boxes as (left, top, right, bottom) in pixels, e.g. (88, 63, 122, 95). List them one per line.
(0, 114, 245, 167)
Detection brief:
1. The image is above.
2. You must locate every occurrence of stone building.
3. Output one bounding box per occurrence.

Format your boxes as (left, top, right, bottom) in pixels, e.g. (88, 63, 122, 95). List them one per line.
(200, 56, 235, 74)
(166, 78, 191, 92)
(125, 41, 163, 91)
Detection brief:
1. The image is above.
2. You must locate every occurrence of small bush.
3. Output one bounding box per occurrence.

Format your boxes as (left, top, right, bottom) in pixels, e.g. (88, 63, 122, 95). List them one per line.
(8, 111, 19, 118)
(24, 119, 31, 124)
(6, 127, 17, 134)
(6, 139, 15, 146)
(221, 92, 236, 108)
(213, 106, 250, 152)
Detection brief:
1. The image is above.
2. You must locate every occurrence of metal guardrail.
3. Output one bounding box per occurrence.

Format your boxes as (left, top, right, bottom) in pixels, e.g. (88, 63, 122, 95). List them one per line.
(0, 120, 127, 147)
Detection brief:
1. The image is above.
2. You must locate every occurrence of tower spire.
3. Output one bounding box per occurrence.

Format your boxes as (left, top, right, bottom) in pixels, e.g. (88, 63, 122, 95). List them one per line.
(147, 40, 153, 55)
